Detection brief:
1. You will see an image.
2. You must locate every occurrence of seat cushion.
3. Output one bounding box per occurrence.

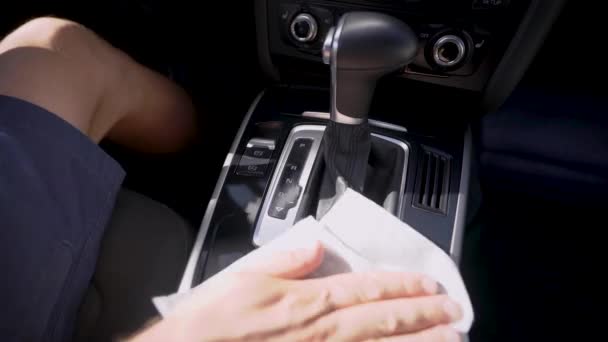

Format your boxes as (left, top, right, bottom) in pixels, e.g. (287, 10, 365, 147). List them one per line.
(74, 189, 193, 342)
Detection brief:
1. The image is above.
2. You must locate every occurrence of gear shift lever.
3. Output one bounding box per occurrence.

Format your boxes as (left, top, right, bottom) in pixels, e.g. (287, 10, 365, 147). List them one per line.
(315, 12, 418, 217)
(323, 12, 418, 124)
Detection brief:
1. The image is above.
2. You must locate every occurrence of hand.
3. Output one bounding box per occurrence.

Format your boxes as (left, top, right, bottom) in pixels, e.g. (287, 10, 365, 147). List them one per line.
(132, 242, 463, 342)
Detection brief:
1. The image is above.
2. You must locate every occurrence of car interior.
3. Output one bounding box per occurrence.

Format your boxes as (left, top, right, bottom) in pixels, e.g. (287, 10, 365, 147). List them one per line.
(2, 0, 606, 341)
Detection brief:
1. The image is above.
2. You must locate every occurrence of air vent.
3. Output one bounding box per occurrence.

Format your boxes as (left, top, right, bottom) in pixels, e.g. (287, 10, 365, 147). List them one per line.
(413, 148, 451, 214)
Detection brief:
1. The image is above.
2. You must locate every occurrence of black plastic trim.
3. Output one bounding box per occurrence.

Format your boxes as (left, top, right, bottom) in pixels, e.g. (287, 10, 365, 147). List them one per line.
(255, 0, 280, 81)
(482, 0, 566, 111)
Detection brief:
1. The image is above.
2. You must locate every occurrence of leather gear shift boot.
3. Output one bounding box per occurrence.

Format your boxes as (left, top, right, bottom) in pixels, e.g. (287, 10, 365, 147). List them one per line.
(316, 121, 371, 217)
(297, 122, 406, 219)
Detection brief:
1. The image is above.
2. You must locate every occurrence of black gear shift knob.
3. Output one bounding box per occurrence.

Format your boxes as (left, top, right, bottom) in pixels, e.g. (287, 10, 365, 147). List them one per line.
(323, 12, 418, 124)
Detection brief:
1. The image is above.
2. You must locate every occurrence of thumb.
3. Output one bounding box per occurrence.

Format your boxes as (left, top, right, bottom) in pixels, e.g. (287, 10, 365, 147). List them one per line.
(245, 241, 325, 279)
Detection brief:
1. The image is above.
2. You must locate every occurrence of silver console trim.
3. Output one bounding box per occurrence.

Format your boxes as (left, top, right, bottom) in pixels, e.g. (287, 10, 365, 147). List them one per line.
(254, 124, 410, 246)
(322, 27, 335, 64)
(253, 125, 326, 246)
(450, 126, 472, 263)
(326, 18, 365, 126)
(178, 90, 265, 292)
(247, 138, 276, 150)
(370, 120, 408, 133)
(374, 135, 409, 220)
(302, 111, 408, 133)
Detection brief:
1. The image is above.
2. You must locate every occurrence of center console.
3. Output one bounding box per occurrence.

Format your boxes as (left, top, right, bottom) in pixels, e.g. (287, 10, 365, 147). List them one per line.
(178, 86, 471, 289)
(179, 0, 563, 291)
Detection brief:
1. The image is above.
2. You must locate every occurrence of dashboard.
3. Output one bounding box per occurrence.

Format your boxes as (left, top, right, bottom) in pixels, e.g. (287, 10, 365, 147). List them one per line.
(255, 0, 561, 104)
(1, 1, 565, 114)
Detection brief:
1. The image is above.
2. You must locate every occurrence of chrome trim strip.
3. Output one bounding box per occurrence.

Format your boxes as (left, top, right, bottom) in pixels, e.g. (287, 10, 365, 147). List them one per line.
(334, 111, 366, 125)
(322, 27, 335, 64)
(302, 111, 330, 120)
(178, 90, 265, 292)
(374, 135, 409, 219)
(247, 138, 276, 150)
(323, 18, 364, 125)
(450, 126, 472, 263)
(253, 125, 410, 246)
(369, 120, 408, 133)
(328, 18, 364, 125)
(302, 111, 408, 133)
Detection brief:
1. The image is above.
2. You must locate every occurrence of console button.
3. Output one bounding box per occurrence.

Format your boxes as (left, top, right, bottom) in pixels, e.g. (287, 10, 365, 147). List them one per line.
(267, 138, 312, 219)
(290, 13, 318, 43)
(294, 20, 311, 39)
(236, 156, 268, 177)
(236, 145, 274, 177)
(246, 146, 272, 160)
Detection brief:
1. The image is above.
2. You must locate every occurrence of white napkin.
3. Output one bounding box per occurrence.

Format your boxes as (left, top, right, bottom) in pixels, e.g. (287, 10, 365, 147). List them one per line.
(153, 189, 474, 333)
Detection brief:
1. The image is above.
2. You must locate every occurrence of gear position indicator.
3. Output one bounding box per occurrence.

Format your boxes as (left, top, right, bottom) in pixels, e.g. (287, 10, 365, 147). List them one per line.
(268, 138, 312, 219)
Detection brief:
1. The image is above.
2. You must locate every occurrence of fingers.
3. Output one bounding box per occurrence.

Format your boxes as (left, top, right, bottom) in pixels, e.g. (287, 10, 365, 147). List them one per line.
(313, 295, 462, 341)
(305, 272, 439, 310)
(365, 325, 462, 342)
(243, 241, 325, 279)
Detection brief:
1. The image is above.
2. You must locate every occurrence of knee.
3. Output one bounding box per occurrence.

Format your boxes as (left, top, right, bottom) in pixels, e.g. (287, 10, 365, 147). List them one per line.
(0, 16, 111, 99)
(1, 17, 80, 51)
(0, 17, 92, 55)
(0, 17, 125, 139)
(1, 17, 130, 90)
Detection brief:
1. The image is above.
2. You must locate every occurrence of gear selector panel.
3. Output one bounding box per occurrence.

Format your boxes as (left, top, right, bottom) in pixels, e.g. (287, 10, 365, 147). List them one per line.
(254, 124, 409, 247)
(254, 125, 325, 246)
(268, 138, 313, 219)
